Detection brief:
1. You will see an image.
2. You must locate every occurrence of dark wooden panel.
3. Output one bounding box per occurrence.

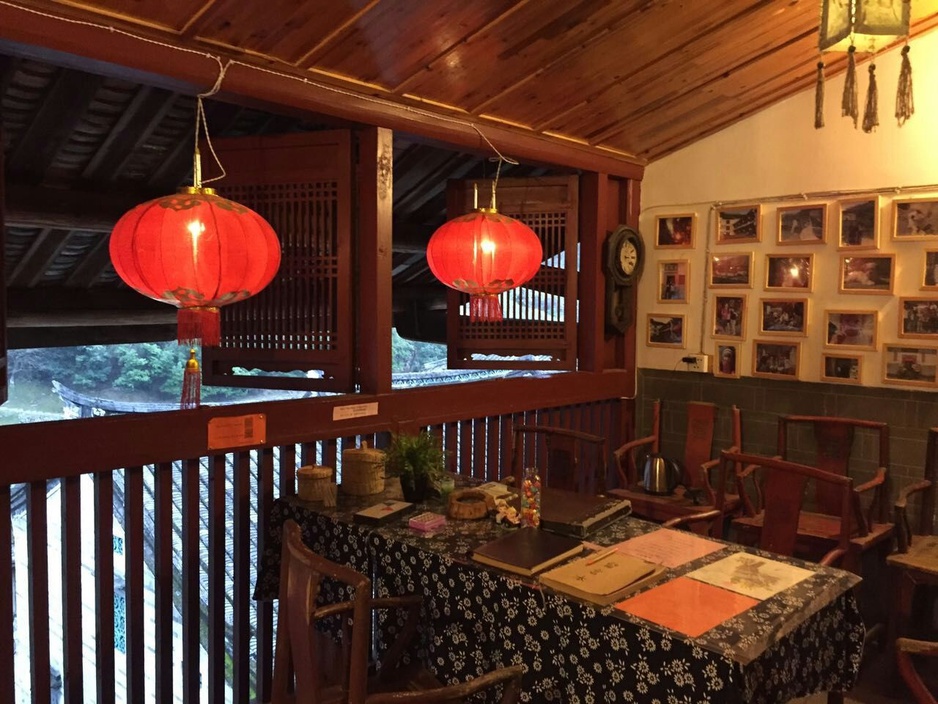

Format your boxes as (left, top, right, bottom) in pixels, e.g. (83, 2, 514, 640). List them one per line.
(232, 451, 251, 703)
(0, 486, 11, 701)
(61, 475, 84, 702)
(27, 482, 51, 703)
(124, 466, 146, 702)
(153, 462, 175, 703)
(0, 124, 6, 405)
(181, 457, 201, 704)
(207, 454, 226, 704)
(94, 471, 116, 704)
(255, 446, 275, 702)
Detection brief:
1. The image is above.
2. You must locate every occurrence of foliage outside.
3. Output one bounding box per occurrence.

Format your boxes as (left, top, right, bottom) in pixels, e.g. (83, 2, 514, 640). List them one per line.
(384, 430, 446, 484)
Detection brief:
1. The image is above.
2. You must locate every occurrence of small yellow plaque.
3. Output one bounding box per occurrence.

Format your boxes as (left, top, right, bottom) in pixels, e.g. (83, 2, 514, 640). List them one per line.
(207, 413, 267, 450)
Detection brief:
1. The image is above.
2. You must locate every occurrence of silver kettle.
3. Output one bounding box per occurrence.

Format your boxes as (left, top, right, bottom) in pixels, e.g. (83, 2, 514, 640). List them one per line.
(641, 454, 681, 495)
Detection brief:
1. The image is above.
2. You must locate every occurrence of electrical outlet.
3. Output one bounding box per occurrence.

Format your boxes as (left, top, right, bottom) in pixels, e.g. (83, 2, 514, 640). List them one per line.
(683, 353, 710, 373)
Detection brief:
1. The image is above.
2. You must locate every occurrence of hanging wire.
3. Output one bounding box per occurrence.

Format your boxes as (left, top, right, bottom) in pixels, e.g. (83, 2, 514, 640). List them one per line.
(191, 58, 232, 187)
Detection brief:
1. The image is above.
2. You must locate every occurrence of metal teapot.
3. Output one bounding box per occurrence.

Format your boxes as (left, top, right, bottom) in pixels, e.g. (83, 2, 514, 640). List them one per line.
(641, 454, 681, 495)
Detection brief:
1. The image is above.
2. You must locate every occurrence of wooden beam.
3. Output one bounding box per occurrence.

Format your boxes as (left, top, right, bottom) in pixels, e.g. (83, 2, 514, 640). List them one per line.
(7, 228, 64, 287)
(6, 286, 173, 316)
(0, 3, 645, 180)
(7, 324, 176, 350)
(5, 183, 159, 232)
(63, 234, 113, 288)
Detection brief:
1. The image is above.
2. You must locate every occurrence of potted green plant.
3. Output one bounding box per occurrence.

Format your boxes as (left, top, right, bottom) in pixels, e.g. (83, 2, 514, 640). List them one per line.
(385, 430, 446, 503)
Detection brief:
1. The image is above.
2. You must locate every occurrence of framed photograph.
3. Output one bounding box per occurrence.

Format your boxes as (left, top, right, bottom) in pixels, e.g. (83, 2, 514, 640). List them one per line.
(824, 310, 877, 350)
(777, 204, 826, 245)
(883, 345, 938, 387)
(759, 298, 808, 336)
(655, 214, 696, 249)
(923, 250, 938, 289)
(821, 354, 862, 385)
(712, 294, 746, 339)
(893, 198, 938, 240)
(716, 205, 761, 244)
(657, 260, 690, 303)
(752, 340, 800, 380)
(899, 298, 938, 338)
(714, 343, 741, 379)
(839, 255, 894, 294)
(837, 198, 879, 250)
(708, 252, 753, 288)
(765, 254, 813, 291)
(646, 314, 685, 348)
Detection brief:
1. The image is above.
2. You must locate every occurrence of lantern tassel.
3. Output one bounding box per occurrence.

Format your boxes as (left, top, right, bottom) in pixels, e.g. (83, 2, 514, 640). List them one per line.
(814, 60, 825, 129)
(862, 62, 879, 134)
(180, 348, 201, 410)
(896, 45, 914, 126)
(469, 294, 503, 322)
(177, 306, 221, 347)
(842, 45, 858, 129)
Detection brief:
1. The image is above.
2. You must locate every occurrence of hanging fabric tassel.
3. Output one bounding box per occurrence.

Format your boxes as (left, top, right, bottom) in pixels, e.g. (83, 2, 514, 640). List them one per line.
(896, 45, 914, 126)
(814, 60, 825, 129)
(180, 348, 201, 410)
(842, 45, 858, 129)
(862, 61, 879, 133)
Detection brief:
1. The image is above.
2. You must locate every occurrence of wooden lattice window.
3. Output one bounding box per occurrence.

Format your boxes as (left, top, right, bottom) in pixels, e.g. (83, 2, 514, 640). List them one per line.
(201, 131, 353, 392)
(446, 176, 578, 371)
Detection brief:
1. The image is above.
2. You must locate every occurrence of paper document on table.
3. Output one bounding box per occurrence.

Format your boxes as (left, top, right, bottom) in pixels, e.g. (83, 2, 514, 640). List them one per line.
(686, 552, 814, 600)
(612, 528, 726, 568)
(616, 576, 758, 638)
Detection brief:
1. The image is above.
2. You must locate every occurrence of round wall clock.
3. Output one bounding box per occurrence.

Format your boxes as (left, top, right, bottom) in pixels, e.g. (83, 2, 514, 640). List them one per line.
(603, 225, 645, 334)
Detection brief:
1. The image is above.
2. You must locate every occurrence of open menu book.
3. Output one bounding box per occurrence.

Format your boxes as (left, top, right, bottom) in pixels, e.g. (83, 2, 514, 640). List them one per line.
(540, 550, 667, 605)
(472, 527, 583, 577)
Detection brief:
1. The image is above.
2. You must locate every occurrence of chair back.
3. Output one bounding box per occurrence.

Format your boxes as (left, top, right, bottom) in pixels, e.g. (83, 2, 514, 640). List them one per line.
(777, 414, 890, 524)
(272, 520, 371, 704)
(682, 401, 718, 489)
(511, 425, 607, 494)
(721, 450, 853, 559)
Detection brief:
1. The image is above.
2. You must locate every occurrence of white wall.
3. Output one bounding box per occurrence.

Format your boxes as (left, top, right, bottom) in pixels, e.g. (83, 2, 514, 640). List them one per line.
(638, 29, 938, 388)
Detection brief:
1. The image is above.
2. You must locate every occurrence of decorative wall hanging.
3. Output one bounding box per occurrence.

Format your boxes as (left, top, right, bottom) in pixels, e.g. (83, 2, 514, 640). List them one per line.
(815, 0, 913, 131)
(108, 62, 282, 407)
(426, 162, 543, 322)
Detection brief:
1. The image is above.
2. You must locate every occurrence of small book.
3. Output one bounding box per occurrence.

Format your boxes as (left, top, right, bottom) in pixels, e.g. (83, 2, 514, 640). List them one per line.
(540, 550, 667, 605)
(540, 490, 632, 539)
(353, 500, 415, 525)
(472, 527, 583, 577)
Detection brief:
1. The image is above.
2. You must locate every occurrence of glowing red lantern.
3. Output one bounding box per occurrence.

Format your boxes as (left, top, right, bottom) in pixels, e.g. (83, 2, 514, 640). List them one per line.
(426, 208, 543, 322)
(109, 187, 281, 346)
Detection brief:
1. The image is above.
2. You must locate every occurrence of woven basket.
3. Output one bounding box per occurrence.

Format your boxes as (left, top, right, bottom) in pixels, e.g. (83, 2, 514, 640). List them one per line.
(296, 465, 332, 502)
(341, 442, 386, 495)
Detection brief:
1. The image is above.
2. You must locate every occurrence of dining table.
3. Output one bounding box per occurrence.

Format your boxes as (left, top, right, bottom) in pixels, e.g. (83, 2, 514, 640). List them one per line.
(254, 481, 864, 704)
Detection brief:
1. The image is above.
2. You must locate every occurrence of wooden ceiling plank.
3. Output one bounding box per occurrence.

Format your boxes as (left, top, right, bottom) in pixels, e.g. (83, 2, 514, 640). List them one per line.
(4, 183, 157, 232)
(8, 228, 68, 288)
(6, 69, 105, 181)
(294, 0, 383, 68)
(64, 233, 112, 288)
(81, 86, 178, 182)
(179, 0, 224, 38)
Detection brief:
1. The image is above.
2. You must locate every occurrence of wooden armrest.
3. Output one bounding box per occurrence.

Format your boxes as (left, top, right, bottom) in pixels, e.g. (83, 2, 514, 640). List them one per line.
(662, 509, 721, 531)
(370, 595, 423, 679)
(897, 637, 938, 657)
(366, 664, 524, 703)
(819, 547, 847, 568)
(371, 594, 423, 610)
(614, 435, 657, 456)
(896, 479, 933, 509)
(854, 468, 886, 494)
(315, 600, 356, 620)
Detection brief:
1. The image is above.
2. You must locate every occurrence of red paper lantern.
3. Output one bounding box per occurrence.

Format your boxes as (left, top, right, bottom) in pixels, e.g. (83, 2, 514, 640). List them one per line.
(426, 209, 542, 322)
(109, 187, 281, 346)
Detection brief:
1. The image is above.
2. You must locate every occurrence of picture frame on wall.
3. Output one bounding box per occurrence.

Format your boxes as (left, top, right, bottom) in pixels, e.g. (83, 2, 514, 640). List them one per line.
(655, 214, 696, 248)
(657, 260, 690, 303)
(824, 310, 877, 350)
(899, 298, 938, 338)
(893, 198, 938, 240)
(837, 197, 879, 250)
(923, 250, 938, 289)
(714, 343, 740, 379)
(765, 254, 813, 291)
(821, 354, 862, 385)
(708, 252, 753, 288)
(777, 204, 826, 245)
(838, 254, 894, 294)
(883, 345, 938, 387)
(716, 205, 761, 244)
(759, 298, 808, 336)
(712, 294, 746, 339)
(646, 314, 685, 348)
(752, 340, 800, 380)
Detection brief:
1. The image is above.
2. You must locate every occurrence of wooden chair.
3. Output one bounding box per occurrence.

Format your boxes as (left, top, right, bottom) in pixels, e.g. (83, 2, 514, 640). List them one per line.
(271, 519, 524, 704)
(609, 401, 741, 527)
(888, 427, 938, 678)
(509, 425, 607, 494)
(896, 637, 938, 704)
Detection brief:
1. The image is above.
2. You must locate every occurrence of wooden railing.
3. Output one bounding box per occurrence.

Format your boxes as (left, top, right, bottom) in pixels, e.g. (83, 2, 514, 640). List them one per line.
(0, 371, 632, 704)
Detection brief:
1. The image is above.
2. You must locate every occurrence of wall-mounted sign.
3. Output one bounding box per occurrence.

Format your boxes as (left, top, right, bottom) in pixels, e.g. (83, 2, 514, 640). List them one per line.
(207, 413, 267, 450)
(333, 402, 379, 421)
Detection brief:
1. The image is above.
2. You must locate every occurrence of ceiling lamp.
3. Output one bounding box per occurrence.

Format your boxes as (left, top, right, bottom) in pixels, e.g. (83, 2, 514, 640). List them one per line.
(815, 0, 913, 130)
(109, 64, 281, 407)
(427, 181, 543, 322)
